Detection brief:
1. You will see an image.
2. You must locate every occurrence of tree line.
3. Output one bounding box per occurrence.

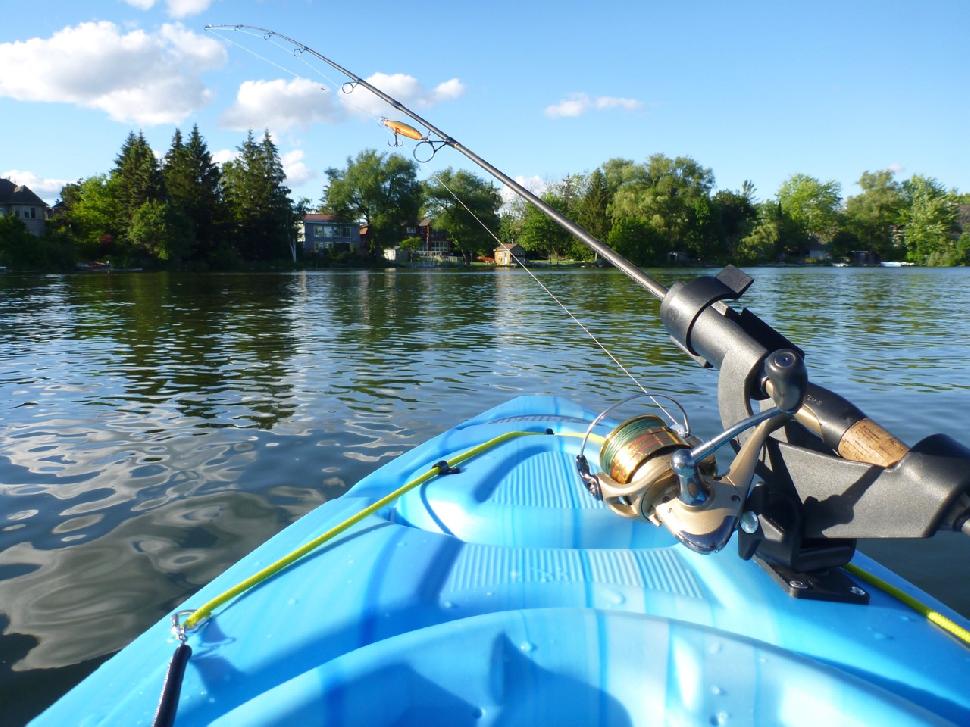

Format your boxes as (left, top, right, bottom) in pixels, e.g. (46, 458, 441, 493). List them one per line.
(1, 126, 295, 270)
(3, 128, 968, 270)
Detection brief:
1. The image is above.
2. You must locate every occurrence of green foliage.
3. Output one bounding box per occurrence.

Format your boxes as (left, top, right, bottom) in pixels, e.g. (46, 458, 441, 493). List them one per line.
(128, 200, 190, 263)
(112, 131, 164, 244)
(400, 236, 423, 251)
(51, 175, 123, 259)
(518, 194, 574, 258)
(737, 203, 782, 264)
(0, 214, 75, 270)
(423, 168, 502, 259)
(607, 216, 662, 265)
(610, 154, 715, 258)
(776, 174, 842, 246)
(844, 170, 905, 260)
(323, 150, 420, 249)
(900, 175, 958, 264)
(711, 184, 758, 261)
(576, 169, 611, 242)
(223, 130, 295, 262)
(162, 124, 224, 263)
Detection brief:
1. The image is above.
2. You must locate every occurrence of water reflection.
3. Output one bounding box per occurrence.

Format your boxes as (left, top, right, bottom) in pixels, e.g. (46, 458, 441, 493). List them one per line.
(1, 267, 969, 720)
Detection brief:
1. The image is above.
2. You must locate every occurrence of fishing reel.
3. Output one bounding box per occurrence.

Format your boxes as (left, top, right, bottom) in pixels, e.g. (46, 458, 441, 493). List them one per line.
(577, 350, 807, 554)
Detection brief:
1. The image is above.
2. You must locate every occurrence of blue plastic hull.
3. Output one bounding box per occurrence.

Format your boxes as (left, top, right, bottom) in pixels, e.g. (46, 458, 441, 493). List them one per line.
(35, 397, 970, 725)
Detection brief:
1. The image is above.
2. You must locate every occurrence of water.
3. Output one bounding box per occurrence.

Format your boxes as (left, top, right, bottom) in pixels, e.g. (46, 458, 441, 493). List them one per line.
(1, 267, 969, 721)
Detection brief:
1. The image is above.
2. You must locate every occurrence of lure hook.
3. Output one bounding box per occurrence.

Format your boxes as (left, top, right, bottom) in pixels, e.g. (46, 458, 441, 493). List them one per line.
(341, 81, 358, 94)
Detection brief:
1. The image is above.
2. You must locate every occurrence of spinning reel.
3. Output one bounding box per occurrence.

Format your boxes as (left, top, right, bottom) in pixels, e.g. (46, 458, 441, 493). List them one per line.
(577, 350, 807, 554)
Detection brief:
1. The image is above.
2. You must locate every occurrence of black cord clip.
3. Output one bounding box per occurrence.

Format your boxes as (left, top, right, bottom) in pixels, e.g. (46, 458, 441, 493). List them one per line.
(434, 460, 460, 476)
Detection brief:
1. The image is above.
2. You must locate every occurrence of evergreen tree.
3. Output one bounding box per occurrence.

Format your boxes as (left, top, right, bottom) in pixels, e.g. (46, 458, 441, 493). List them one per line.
(112, 131, 163, 243)
(223, 130, 295, 262)
(163, 124, 224, 262)
(576, 169, 611, 242)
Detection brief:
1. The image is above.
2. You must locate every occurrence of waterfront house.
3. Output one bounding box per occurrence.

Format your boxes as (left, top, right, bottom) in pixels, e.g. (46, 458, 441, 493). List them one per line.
(416, 218, 454, 256)
(494, 242, 525, 266)
(0, 178, 48, 236)
(807, 240, 831, 262)
(299, 213, 364, 254)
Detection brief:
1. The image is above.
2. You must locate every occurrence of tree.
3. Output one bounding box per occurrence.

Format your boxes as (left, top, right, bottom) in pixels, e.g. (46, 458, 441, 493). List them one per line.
(163, 124, 225, 263)
(576, 168, 611, 242)
(610, 154, 716, 259)
(900, 175, 958, 264)
(712, 183, 757, 261)
(776, 174, 842, 248)
(323, 150, 420, 250)
(844, 170, 905, 260)
(736, 202, 783, 264)
(223, 130, 295, 261)
(51, 175, 123, 259)
(128, 200, 190, 262)
(112, 131, 163, 243)
(422, 168, 502, 261)
(518, 193, 574, 258)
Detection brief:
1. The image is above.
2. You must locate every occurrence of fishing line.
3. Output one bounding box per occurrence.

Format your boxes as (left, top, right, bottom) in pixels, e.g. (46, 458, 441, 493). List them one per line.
(435, 175, 682, 431)
(210, 23, 678, 429)
(212, 26, 397, 131)
(215, 31, 315, 85)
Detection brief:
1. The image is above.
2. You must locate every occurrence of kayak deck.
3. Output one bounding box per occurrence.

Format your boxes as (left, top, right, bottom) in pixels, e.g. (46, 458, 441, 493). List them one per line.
(35, 396, 970, 725)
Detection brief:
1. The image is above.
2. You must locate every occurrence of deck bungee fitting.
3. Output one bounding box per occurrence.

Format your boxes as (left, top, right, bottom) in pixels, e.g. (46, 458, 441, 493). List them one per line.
(34, 25, 970, 726)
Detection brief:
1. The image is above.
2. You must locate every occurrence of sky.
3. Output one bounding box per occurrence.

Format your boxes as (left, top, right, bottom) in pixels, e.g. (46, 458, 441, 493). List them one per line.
(1, 0, 968, 206)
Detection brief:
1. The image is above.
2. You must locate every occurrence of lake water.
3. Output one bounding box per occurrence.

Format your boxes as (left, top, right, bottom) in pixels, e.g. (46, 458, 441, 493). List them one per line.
(2, 267, 970, 722)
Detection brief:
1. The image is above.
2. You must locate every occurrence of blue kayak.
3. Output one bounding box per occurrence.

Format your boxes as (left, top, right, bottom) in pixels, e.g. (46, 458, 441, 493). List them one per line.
(34, 396, 970, 725)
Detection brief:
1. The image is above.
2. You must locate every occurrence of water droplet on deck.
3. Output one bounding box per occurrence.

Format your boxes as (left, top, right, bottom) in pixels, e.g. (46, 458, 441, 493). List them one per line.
(707, 642, 722, 655)
(287, 597, 296, 606)
(608, 591, 626, 605)
(519, 641, 536, 653)
(709, 710, 730, 725)
(442, 600, 454, 609)
(711, 685, 724, 696)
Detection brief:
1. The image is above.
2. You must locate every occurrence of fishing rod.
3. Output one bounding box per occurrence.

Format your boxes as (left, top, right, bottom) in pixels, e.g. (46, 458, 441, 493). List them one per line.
(206, 25, 970, 599)
(204, 24, 666, 301)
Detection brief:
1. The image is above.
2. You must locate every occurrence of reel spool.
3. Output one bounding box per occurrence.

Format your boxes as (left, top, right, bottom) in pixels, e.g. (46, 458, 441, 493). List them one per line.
(593, 414, 715, 522)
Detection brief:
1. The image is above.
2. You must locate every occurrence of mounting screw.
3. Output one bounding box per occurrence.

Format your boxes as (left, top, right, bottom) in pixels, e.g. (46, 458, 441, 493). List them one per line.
(850, 585, 866, 597)
(789, 579, 807, 590)
(739, 511, 759, 534)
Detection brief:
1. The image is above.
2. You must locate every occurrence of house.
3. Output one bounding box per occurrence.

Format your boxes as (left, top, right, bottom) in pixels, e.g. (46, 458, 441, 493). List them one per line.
(299, 213, 364, 254)
(807, 240, 831, 262)
(494, 242, 525, 266)
(0, 178, 48, 236)
(415, 218, 454, 256)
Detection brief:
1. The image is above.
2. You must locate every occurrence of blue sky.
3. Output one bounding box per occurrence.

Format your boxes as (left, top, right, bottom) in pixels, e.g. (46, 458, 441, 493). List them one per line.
(1, 0, 967, 205)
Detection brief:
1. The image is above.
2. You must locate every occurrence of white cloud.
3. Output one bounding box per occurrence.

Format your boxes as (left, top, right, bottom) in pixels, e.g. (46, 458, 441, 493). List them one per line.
(1, 170, 71, 202)
(123, 0, 157, 9)
(222, 78, 340, 131)
(545, 93, 643, 118)
(594, 96, 643, 111)
(0, 21, 226, 125)
(341, 72, 465, 118)
(500, 175, 548, 212)
(282, 150, 315, 186)
(166, 0, 214, 18)
(211, 148, 239, 165)
(888, 162, 904, 174)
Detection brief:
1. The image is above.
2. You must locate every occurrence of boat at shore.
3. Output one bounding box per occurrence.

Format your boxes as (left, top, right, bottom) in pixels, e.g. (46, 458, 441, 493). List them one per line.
(880, 261, 916, 267)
